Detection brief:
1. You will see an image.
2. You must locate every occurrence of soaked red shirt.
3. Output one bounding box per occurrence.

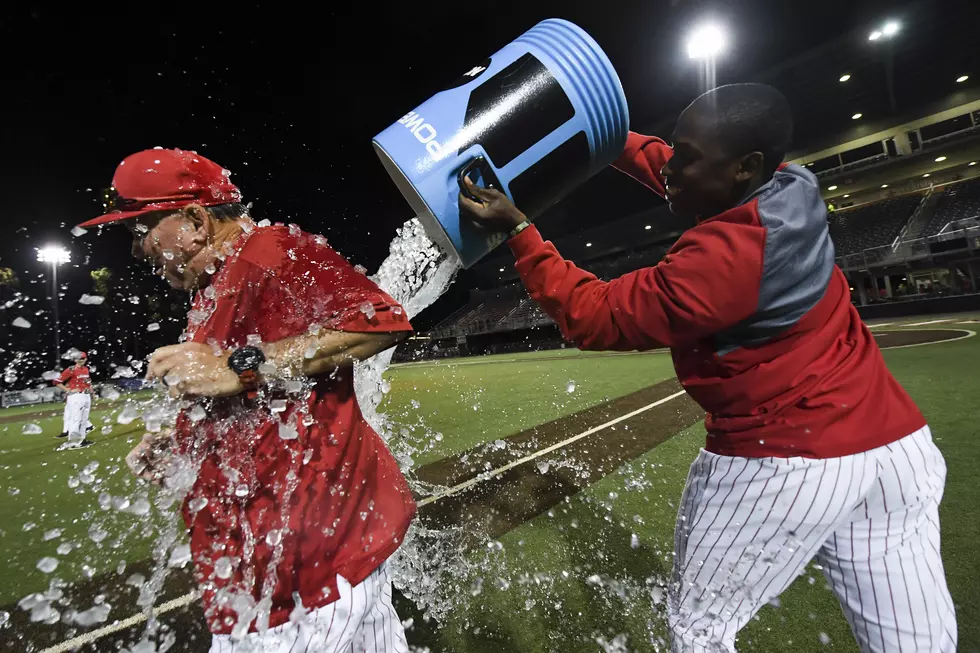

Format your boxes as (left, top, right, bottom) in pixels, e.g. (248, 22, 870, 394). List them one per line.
(55, 366, 91, 392)
(177, 225, 415, 634)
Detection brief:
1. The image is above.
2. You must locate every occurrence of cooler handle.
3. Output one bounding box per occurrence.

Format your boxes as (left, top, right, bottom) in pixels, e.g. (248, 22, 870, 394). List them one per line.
(457, 156, 501, 203)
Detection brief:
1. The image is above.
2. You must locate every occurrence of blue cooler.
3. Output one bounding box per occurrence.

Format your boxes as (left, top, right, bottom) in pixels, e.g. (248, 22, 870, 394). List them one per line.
(373, 18, 629, 269)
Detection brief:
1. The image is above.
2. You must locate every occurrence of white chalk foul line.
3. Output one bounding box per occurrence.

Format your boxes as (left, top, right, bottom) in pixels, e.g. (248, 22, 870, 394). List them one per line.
(39, 592, 199, 653)
(417, 389, 688, 507)
(879, 328, 976, 350)
(39, 387, 688, 652)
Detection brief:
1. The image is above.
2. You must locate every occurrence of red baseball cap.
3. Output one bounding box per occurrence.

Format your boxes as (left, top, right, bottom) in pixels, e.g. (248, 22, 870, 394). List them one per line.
(78, 148, 242, 228)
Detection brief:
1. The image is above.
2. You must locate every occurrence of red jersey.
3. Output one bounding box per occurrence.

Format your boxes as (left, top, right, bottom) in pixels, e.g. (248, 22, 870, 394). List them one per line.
(55, 366, 91, 392)
(176, 225, 415, 634)
(508, 132, 924, 459)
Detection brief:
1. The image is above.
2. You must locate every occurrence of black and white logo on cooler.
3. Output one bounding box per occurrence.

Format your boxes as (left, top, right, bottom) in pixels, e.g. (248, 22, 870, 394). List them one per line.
(397, 111, 445, 158)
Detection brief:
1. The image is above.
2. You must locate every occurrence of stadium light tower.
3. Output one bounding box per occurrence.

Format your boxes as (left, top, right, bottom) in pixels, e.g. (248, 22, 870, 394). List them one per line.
(37, 245, 70, 366)
(868, 18, 901, 113)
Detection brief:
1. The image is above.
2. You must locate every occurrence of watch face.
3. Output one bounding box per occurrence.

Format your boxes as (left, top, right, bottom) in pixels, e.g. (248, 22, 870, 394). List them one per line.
(229, 346, 266, 374)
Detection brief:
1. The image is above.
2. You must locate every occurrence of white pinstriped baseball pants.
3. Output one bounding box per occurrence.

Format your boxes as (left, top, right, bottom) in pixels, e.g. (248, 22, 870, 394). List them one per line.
(210, 563, 409, 653)
(670, 426, 956, 652)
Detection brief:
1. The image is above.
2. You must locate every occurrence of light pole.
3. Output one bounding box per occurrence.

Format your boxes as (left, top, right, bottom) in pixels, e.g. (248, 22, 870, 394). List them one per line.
(37, 246, 70, 367)
(869, 20, 901, 114)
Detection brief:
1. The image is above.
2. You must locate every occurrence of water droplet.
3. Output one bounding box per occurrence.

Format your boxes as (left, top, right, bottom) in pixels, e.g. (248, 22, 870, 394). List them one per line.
(214, 556, 234, 579)
(162, 250, 174, 260)
(265, 529, 283, 546)
(171, 494, 203, 518)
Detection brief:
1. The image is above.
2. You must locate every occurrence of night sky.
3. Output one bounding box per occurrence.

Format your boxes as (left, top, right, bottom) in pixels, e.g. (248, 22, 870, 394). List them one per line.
(0, 0, 963, 382)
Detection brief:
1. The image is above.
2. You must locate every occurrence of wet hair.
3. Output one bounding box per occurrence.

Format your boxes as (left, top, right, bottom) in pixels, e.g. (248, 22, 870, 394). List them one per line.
(686, 83, 793, 176)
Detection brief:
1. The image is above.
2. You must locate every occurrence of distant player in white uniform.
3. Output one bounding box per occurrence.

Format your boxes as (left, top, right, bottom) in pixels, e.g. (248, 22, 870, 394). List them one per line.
(54, 352, 93, 449)
(463, 83, 956, 652)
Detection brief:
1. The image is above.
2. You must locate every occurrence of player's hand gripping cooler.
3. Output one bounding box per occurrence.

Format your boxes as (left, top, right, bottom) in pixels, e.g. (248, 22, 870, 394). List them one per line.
(373, 18, 629, 268)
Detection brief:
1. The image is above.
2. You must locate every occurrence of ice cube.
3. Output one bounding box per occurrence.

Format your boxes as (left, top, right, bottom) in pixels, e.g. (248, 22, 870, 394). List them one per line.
(36, 557, 59, 573)
(269, 399, 287, 413)
(278, 422, 298, 441)
(146, 323, 160, 332)
(631, 533, 641, 549)
(566, 380, 577, 394)
(88, 526, 108, 543)
(162, 250, 174, 260)
(12, 317, 31, 329)
(42, 370, 61, 381)
(536, 460, 550, 475)
(235, 484, 249, 497)
(129, 498, 151, 516)
(168, 544, 192, 568)
(56, 543, 72, 555)
(359, 302, 376, 319)
(117, 405, 139, 424)
(126, 573, 146, 588)
(73, 603, 111, 626)
(188, 405, 207, 422)
(101, 386, 121, 400)
(71, 226, 88, 237)
(42, 529, 63, 541)
(246, 334, 262, 346)
(79, 294, 105, 305)
(21, 423, 42, 435)
(257, 219, 272, 227)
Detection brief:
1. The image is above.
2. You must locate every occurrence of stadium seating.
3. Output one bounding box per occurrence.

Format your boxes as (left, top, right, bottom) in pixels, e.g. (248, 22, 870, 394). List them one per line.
(916, 177, 980, 237)
(828, 194, 922, 255)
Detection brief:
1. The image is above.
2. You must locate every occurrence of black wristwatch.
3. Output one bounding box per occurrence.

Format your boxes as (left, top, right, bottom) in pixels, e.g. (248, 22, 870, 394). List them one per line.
(227, 346, 266, 390)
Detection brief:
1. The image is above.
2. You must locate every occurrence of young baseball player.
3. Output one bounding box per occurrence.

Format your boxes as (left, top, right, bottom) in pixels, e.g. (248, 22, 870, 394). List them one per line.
(461, 83, 956, 652)
(80, 149, 414, 652)
(54, 352, 94, 449)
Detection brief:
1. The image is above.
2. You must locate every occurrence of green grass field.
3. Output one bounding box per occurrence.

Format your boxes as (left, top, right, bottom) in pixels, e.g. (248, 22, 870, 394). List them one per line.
(0, 321, 977, 652)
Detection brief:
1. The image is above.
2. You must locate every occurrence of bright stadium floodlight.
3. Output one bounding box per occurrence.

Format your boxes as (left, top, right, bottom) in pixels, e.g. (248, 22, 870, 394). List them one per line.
(828, 185, 839, 191)
(586, 242, 593, 247)
(37, 245, 70, 264)
(36, 245, 70, 366)
(852, 113, 863, 120)
(868, 30, 882, 41)
(839, 74, 851, 82)
(645, 225, 652, 230)
(957, 75, 969, 83)
(882, 21, 900, 37)
(935, 156, 947, 162)
(687, 23, 727, 60)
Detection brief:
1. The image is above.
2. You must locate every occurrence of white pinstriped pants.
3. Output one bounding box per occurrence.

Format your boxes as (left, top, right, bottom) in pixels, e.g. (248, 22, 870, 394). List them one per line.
(670, 426, 956, 652)
(210, 563, 409, 653)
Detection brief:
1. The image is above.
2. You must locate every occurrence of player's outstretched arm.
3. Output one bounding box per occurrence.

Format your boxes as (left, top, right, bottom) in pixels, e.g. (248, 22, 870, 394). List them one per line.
(611, 131, 672, 198)
(462, 181, 764, 352)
